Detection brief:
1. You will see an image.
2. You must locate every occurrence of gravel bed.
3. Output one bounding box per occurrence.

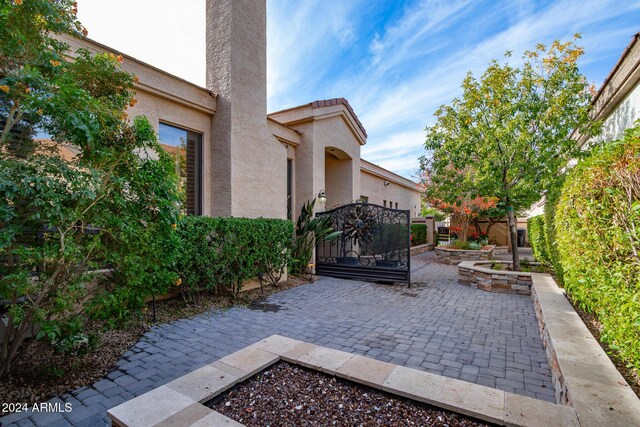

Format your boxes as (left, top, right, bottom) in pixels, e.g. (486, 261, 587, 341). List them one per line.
(208, 362, 490, 426)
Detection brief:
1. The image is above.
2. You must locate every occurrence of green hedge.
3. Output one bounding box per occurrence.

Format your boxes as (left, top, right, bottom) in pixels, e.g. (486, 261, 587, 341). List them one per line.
(544, 178, 566, 285)
(411, 224, 427, 246)
(527, 215, 549, 264)
(555, 126, 640, 370)
(175, 216, 293, 294)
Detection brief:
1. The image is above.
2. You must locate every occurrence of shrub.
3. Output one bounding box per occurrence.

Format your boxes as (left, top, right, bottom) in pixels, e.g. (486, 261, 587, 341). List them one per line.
(0, 1, 181, 376)
(527, 215, 549, 264)
(175, 216, 293, 296)
(450, 240, 471, 250)
(544, 176, 566, 284)
(410, 224, 427, 246)
(555, 124, 640, 370)
(290, 199, 341, 275)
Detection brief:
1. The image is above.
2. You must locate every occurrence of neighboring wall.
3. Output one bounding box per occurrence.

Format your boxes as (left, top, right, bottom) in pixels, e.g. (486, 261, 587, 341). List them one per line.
(596, 80, 640, 143)
(577, 32, 640, 147)
(360, 160, 421, 217)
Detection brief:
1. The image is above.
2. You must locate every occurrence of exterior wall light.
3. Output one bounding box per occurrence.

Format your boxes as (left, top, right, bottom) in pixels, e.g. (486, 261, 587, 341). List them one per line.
(318, 189, 327, 204)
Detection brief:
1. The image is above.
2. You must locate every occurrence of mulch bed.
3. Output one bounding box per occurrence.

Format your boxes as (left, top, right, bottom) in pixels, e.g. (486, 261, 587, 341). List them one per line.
(567, 296, 640, 399)
(209, 362, 490, 426)
(0, 276, 312, 408)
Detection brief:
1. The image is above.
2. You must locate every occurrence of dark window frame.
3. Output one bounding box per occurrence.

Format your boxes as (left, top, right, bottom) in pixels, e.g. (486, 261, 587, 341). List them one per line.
(158, 122, 204, 216)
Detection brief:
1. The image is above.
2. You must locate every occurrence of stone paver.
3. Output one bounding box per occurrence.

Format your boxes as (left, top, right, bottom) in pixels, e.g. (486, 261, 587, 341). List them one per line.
(1, 252, 554, 426)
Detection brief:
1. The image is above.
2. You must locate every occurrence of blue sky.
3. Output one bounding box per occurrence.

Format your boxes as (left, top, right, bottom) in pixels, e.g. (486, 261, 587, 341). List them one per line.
(77, 0, 640, 179)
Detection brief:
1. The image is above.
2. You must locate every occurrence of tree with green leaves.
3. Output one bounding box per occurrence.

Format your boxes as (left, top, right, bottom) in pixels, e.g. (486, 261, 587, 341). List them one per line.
(422, 36, 600, 268)
(0, 0, 181, 376)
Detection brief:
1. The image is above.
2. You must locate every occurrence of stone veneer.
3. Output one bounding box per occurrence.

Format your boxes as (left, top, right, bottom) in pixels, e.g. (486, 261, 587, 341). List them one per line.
(435, 245, 495, 265)
(458, 260, 535, 295)
(409, 243, 433, 256)
(493, 246, 508, 255)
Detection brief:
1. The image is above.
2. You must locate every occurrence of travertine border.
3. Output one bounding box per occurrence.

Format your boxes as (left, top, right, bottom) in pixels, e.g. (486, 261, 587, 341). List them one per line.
(530, 274, 640, 427)
(108, 335, 579, 427)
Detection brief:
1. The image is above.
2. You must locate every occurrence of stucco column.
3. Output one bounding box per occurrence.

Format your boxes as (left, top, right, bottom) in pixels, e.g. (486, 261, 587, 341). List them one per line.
(206, 0, 286, 218)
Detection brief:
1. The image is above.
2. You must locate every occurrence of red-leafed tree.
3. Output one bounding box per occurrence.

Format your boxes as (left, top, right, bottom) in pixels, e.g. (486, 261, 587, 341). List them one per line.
(431, 197, 498, 242)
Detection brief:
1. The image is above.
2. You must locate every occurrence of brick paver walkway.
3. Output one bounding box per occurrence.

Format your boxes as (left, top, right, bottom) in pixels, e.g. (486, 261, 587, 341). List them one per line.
(2, 252, 555, 426)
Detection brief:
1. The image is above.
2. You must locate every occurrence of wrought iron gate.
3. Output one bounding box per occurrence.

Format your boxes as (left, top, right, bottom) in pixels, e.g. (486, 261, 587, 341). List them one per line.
(315, 203, 410, 285)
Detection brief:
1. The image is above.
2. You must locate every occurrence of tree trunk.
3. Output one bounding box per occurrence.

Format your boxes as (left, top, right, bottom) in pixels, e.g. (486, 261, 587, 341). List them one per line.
(506, 206, 520, 271)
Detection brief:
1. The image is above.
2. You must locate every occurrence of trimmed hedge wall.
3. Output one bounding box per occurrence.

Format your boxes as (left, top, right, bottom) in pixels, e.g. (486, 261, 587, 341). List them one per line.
(175, 216, 293, 294)
(555, 126, 640, 370)
(527, 215, 549, 264)
(544, 178, 566, 285)
(411, 224, 427, 246)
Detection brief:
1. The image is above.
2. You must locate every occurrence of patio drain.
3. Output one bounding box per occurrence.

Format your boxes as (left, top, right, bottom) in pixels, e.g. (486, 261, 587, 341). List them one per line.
(248, 301, 284, 312)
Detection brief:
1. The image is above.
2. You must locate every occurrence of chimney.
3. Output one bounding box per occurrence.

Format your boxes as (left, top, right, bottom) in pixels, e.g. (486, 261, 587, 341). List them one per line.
(206, 0, 285, 218)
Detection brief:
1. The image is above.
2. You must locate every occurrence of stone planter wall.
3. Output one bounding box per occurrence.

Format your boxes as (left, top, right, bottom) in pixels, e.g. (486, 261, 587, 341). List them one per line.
(493, 246, 509, 255)
(410, 243, 433, 256)
(435, 245, 495, 265)
(458, 260, 536, 295)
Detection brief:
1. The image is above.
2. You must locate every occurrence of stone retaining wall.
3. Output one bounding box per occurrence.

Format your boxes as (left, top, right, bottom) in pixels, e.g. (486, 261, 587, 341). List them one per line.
(530, 274, 640, 426)
(493, 246, 508, 255)
(410, 243, 433, 256)
(435, 245, 495, 265)
(458, 261, 534, 295)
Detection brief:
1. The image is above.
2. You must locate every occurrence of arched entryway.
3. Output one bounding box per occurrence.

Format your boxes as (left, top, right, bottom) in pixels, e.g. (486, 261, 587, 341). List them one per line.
(324, 146, 353, 209)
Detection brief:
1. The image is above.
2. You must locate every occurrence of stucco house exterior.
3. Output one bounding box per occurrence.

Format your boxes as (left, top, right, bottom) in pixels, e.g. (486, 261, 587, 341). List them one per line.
(59, 0, 421, 222)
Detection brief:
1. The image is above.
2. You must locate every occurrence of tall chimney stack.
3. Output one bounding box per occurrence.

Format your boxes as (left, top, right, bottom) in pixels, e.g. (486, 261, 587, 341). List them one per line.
(206, 0, 286, 218)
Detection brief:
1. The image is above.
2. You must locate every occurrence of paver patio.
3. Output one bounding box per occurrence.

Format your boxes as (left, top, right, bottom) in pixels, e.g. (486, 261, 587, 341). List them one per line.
(2, 252, 555, 426)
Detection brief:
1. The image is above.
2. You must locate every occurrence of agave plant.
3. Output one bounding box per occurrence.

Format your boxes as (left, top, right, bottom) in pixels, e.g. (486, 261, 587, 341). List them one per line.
(290, 199, 341, 275)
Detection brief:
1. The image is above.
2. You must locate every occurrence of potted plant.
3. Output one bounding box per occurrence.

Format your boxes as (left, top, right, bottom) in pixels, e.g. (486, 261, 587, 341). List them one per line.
(479, 231, 489, 246)
(468, 232, 481, 250)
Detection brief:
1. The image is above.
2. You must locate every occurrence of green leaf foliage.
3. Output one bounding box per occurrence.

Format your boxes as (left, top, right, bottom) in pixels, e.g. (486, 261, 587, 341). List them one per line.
(290, 199, 340, 275)
(544, 177, 566, 284)
(174, 216, 293, 297)
(527, 215, 549, 264)
(410, 224, 427, 246)
(555, 123, 640, 370)
(421, 36, 600, 267)
(0, 1, 181, 376)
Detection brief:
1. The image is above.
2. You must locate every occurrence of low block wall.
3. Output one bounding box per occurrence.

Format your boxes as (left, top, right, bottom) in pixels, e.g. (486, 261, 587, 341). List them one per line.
(458, 260, 534, 295)
(530, 274, 640, 426)
(410, 243, 433, 256)
(435, 245, 495, 265)
(493, 246, 509, 255)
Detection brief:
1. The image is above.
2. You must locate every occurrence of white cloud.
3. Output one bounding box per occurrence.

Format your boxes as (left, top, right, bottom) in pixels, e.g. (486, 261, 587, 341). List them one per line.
(75, 0, 640, 181)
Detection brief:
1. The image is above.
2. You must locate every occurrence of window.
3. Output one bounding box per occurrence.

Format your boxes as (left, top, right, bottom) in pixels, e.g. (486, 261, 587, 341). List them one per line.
(395, 202, 398, 209)
(383, 200, 387, 207)
(158, 123, 203, 215)
(287, 159, 293, 220)
(360, 195, 369, 203)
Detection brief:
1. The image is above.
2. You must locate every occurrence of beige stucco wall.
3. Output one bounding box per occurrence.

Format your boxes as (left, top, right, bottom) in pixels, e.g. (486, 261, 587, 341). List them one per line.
(206, 0, 286, 219)
(314, 117, 361, 209)
(359, 161, 421, 217)
(270, 104, 365, 215)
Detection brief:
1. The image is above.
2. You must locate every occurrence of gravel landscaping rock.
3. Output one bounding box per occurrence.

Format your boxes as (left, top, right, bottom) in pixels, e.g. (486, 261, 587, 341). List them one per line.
(209, 362, 490, 426)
